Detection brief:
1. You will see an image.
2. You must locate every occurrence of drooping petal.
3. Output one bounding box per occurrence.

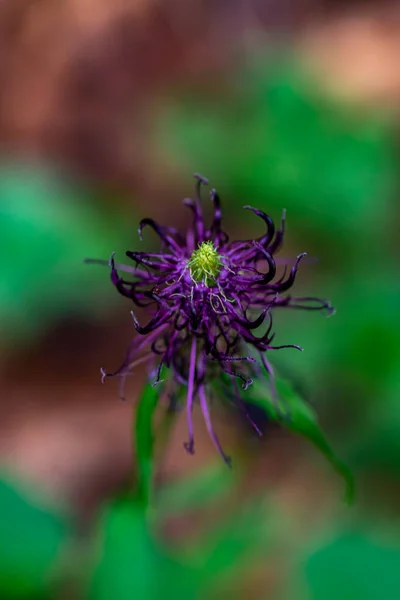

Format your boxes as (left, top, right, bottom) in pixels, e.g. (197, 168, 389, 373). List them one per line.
(183, 337, 197, 455)
(199, 384, 232, 466)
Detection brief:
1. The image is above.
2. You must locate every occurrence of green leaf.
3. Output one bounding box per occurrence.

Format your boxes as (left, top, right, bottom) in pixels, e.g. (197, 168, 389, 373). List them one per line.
(0, 476, 70, 599)
(88, 499, 160, 600)
(249, 378, 354, 504)
(135, 382, 162, 508)
(303, 531, 400, 600)
(87, 498, 193, 600)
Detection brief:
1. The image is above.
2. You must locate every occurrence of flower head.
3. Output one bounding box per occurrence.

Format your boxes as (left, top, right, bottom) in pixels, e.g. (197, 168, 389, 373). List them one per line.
(87, 174, 334, 465)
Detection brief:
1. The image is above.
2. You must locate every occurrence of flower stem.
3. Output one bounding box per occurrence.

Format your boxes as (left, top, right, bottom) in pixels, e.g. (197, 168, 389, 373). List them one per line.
(134, 382, 161, 509)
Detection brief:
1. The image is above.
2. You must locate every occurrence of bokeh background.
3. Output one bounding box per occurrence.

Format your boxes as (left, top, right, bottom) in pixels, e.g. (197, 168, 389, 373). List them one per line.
(1, 1, 400, 598)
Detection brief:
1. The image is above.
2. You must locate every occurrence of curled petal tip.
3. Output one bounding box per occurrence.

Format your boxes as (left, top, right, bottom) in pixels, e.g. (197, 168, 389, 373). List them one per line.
(183, 441, 195, 455)
(242, 378, 253, 391)
(224, 455, 233, 468)
(84, 258, 111, 266)
(267, 344, 304, 352)
(108, 251, 116, 267)
(100, 367, 107, 383)
(130, 310, 140, 329)
(193, 173, 209, 185)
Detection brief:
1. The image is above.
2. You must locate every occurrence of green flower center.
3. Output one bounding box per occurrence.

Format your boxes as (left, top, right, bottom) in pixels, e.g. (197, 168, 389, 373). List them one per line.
(188, 241, 223, 287)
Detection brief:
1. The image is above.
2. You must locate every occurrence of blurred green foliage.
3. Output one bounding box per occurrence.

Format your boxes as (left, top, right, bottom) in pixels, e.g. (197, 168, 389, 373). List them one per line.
(0, 163, 132, 346)
(0, 373, 341, 599)
(159, 60, 396, 244)
(87, 491, 275, 600)
(87, 498, 181, 600)
(89, 370, 353, 599)
(304, 530, 400, 600)
(0, 476, 71, 599)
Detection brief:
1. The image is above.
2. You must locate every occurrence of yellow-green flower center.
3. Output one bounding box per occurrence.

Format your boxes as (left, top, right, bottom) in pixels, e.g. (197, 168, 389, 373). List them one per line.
(188, 241, 223, 287)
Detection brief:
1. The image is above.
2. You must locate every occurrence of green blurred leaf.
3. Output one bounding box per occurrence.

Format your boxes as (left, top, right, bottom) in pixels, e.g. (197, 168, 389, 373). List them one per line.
(0, 162, 132, 344)
(348, 375, 400, 474)
(87, 498, 193, 600)
(249, 378, 354, 503)
(0, 476, 70, 599)
(303, 531, 400, 600)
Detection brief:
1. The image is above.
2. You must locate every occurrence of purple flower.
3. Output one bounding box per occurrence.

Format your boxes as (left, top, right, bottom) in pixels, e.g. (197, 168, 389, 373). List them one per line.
(87, 174, 333, 465)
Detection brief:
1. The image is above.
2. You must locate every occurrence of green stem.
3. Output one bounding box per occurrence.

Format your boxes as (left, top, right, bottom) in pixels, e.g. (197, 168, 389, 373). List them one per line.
(134, 382, 161, 509)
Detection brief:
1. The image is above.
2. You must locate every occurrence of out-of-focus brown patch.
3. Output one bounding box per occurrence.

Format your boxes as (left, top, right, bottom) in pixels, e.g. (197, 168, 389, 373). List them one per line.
(299, 5, 400, 109)
(0, 0, 236, 195)
(0, 388, 133, 518)
(0, 0, 366, 201)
